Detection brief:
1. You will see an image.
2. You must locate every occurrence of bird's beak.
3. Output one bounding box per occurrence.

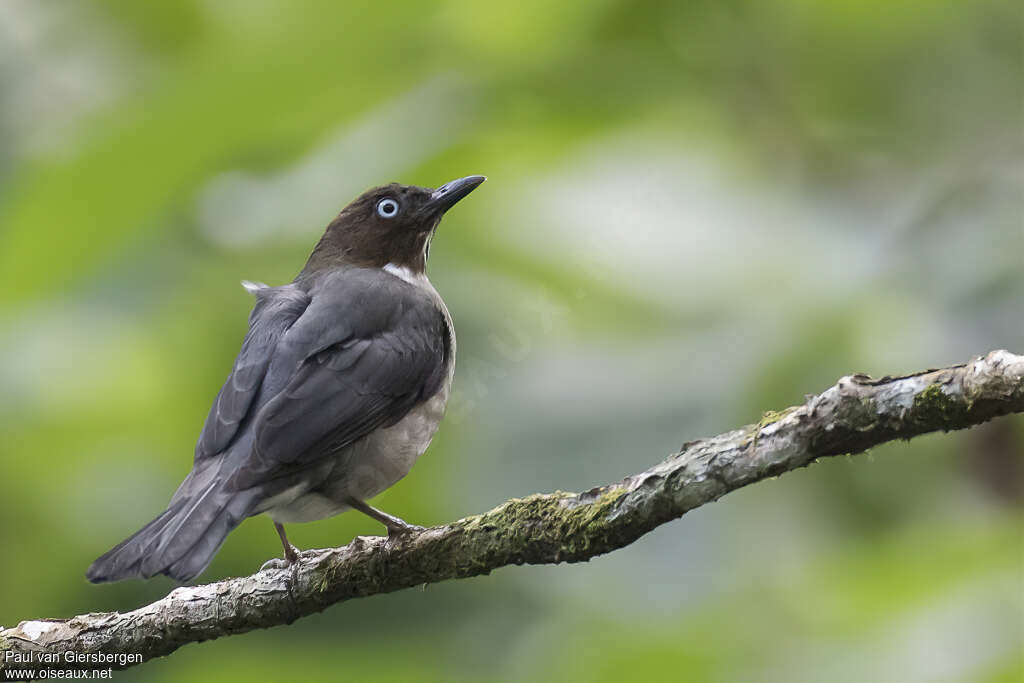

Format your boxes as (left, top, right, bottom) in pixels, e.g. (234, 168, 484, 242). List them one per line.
(427, 175, 486, 215)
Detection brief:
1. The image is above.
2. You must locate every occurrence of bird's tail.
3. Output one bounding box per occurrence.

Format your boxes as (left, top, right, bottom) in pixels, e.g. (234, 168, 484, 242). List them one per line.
(86, 472, 258, 583)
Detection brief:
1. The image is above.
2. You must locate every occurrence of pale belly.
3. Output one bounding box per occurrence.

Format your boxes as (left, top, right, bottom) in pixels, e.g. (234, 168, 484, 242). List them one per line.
(263, 387, 450, 524)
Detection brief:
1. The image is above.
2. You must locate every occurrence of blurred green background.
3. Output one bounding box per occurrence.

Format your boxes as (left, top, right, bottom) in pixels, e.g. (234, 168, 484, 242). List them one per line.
(1, 0, 1022, 681)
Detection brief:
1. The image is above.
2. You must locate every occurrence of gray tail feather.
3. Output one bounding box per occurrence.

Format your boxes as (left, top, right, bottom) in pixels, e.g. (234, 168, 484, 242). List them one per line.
(87, 482, 257, 584)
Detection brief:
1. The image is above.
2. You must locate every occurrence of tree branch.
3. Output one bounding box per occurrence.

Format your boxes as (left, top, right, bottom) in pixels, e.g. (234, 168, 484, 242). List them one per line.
(3, 350, 1022, 678)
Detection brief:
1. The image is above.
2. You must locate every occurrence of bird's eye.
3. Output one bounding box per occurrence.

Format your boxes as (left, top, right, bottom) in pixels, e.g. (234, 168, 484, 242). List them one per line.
(376, 198, 400, 218)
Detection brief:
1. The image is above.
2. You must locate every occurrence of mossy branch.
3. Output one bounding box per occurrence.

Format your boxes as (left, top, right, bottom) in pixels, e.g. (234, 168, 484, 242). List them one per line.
(2, 350, 1022, 679)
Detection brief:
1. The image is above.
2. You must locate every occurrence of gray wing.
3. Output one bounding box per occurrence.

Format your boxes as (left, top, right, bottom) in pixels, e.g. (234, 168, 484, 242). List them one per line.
(195, 284, 311, 460)
(228, 268, 451, 490)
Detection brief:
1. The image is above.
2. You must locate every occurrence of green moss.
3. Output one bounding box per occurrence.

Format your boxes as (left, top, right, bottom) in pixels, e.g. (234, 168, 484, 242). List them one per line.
(758, 407, 798, 427)
(461, 487, 627, 562)
(750, 406, 800, 450)
(316, 569, 332, 594)
(912, 383, 970, 428)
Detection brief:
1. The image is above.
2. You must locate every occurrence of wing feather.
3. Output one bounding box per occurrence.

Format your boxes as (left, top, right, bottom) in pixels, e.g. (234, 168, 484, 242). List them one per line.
(194, 285, 310, 460)
(227, 268, 450, 489)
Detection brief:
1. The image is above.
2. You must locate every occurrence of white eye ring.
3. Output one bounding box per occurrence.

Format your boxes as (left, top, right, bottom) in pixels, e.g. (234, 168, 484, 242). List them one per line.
(376, 198, 399, 218)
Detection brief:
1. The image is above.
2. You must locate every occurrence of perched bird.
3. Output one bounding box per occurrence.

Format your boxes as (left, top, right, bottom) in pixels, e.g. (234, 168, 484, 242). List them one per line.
(87, 175, 485, 583)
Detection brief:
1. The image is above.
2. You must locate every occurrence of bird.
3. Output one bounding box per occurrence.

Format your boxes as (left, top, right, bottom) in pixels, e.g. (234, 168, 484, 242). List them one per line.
(87, 175, 485, 583)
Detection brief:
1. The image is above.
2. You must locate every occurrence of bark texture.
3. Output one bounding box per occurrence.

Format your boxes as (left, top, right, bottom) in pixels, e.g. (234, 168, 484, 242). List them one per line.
(2, 349, 1022, 679)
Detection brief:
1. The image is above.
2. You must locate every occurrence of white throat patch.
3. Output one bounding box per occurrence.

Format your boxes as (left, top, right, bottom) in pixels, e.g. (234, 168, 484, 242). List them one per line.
(383, 263, 426, 286)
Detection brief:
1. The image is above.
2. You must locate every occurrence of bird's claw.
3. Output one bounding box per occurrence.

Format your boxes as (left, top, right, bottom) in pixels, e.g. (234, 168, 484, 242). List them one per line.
(386, 522, 425, 539)
(260, 543, 301, 573)
(382, 523, 425, 554)
(260, 557, 292, 572)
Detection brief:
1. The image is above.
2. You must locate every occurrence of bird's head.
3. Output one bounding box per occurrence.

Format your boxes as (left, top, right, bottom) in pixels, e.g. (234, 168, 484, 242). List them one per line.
(302, 175, 486, 276)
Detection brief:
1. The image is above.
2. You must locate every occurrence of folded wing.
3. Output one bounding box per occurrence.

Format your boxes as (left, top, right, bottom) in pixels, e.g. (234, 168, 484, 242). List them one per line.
(229, 268, 451, 490)
(194, 285, 311, 460)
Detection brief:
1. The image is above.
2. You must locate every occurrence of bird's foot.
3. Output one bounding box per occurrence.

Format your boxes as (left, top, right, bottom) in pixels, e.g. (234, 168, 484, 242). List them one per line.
(260, 543, 300, 573)
(385, 520, 425, 539)
(285, 543, 300, 564)
(343, 497, 424, 540)
(382, 521, 425, 555)
(260, 557, 290, 572)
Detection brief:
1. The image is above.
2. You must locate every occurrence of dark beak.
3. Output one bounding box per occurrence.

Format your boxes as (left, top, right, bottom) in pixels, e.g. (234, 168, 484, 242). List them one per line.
(427, 175, 486, 215)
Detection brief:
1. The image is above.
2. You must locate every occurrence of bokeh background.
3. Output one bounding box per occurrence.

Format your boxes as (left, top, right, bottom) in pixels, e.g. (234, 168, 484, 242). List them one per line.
(1, 1, 1022, 681)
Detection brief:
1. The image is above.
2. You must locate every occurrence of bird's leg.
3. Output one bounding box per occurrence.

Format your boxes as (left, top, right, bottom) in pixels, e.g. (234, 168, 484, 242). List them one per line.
(260, 521, 300, 572)
(343, 497, 425, 538)
(275, 522, 299, 563)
